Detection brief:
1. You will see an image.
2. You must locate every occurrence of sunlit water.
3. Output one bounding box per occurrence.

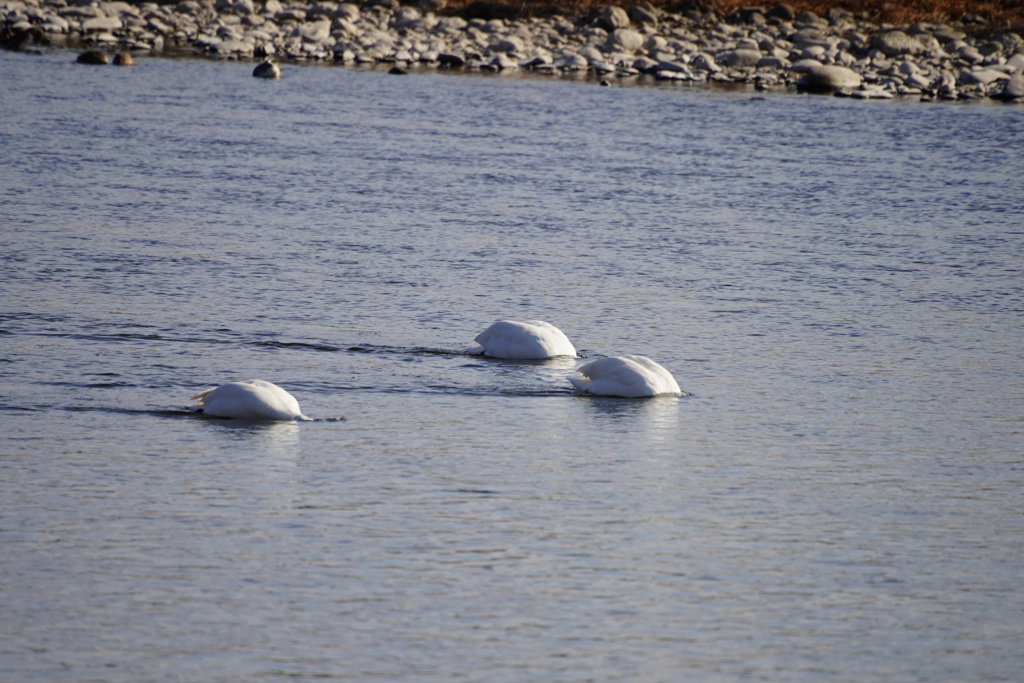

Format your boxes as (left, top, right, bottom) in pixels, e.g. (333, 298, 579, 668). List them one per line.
(1, 50, 1023, 682)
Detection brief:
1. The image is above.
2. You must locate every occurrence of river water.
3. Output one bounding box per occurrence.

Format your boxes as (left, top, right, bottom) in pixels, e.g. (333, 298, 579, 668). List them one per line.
(1, 49, 1022, 682)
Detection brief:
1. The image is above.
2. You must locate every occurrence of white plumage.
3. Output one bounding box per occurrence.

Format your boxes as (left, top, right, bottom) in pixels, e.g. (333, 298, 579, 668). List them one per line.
(569, 355, 681, 398)
(468, 320, 578, 359)
(189, 380, 311, 421)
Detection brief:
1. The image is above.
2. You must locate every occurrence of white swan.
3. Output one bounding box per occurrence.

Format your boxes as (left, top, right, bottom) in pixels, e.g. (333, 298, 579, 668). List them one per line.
(252, 59, 280, 79)
(469, 320, 577, 359)
(569, 355, 681, 398)
(189, 380, 311, 420)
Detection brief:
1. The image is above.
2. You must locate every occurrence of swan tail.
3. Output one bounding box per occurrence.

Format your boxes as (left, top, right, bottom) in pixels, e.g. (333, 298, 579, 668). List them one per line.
(189, 387, 215, 403)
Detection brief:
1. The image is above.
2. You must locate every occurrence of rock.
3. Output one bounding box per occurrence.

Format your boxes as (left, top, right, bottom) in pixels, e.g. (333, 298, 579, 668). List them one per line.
(849, 86, 893, 99)
(275, 9, 306, 23)
(959, 68, 1008, 86)
(656, 59, 689, 73)
(691, 52, 720, 72)
(555, 53, 589, 70)
(1, 26, 48, 51)
(489, 36, 523, 53)
(81, 16, 123, 32)
(719, 48, 761, 67)
(486, 53, 518, 70)
(737, 7, 766, 25)
(765, 3, 796, 22)
(112, 52, 134, 65)
(608, 28, 644, 53)
(904, 73, 932, 89)
(796, 64, 862, 92)
(76, 50, 109, 64)
(870, 30, 924, 57)
(296, 19, 330, 43)
(392, 7, 421, 30)
(437, 53, 465, 68)
(252, 59, 280, 78)
(794, 10, 825, 27)
(388, 65, 407, 74)
(628, 3, 659, 27)
(213, 38, 254, 55)
(790, 58, 823, 72)
(597, 6, 630, 32)
(631, 56, 658, 72)
(824, 8, 853, 26)
(957, 45, 983, 63)
(932, 27, 966, 44)
(993, 73, 1024, 100)
(757, 56, 790, 69)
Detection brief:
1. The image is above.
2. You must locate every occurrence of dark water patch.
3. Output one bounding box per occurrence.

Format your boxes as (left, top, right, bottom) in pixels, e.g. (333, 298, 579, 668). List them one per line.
(255, 340, 345, 353)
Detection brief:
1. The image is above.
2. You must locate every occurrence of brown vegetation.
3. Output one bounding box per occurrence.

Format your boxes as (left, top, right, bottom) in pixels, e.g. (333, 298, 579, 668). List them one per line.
(445, 0, 1024, 34)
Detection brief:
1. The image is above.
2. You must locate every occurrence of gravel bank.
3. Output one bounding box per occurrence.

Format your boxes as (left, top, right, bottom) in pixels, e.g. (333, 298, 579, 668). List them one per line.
(3, 0, 1023, 101)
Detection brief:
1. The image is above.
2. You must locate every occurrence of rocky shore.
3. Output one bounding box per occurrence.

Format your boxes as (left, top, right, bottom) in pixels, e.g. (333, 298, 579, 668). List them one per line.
(3, 0, 1023, 102)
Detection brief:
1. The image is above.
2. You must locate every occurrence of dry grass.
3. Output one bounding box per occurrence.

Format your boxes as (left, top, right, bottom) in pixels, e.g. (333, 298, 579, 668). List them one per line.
(444, 0, 1024, 34)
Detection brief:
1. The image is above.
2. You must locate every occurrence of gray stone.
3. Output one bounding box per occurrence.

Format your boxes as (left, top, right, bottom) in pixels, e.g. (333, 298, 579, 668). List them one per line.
(957, 45, 983, 63)
(555, 53, 588, 70)
(790, 58, 823, 72)
(904, 73, 932, 89)
(871, 30, 924, 57)
(849, 86, 893, 99)
(487, 52, 517, 69)
(656, 59, 689, 73)
(628, 3, 659, 27)
(490, 36, 524, 53)
(596, 6, 629, 32)
(81, 16, 123, 32)
(608, 28, 643, 53)
(766, 3, 796, 22)
(959, 68, 1008, 86)
(392, 8, 421, 30)
(796, 64, 862, 92)
(719, 48, 761, 67)
(691, 52, 719, 72)
(790, 29, 831, 49)
(275, 9, 306, 23)
(296, 19, 330, 43)
(757, 56, 790, 69)
(215, 38, 254, 54)
(437, 53, 465, 67)
(632, 56, 658, 72)
(794, 10, 825, 27)
(932, 27, 966, 44)
(994, 73, 1024, 100)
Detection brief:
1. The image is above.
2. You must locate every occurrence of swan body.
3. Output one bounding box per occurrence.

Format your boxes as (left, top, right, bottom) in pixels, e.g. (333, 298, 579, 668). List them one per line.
(469, 320, 577, 359)
(252, 59, 280, 79)
(569, 355, 681, 397)
(189, 380, 310, 420)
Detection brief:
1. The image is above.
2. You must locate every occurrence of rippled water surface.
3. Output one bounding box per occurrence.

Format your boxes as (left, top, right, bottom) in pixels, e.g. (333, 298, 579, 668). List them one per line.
(2, 50, 1023, 682)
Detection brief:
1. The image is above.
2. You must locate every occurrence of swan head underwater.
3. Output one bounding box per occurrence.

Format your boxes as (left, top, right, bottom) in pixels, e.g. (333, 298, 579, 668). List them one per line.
(569, 355, 682, 398)
(189, 380, 311, 421)
(468, 320, 578, 359)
